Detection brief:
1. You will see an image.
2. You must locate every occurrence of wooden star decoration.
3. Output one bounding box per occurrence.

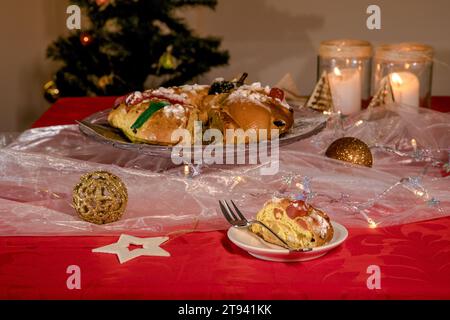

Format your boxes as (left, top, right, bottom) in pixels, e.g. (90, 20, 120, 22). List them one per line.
(92, 234, 170, 264)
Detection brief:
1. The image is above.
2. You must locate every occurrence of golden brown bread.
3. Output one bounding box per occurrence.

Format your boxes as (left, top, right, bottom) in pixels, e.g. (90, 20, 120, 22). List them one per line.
(108, 99, 199, 145)
(222, 84, 294, 135)
(108, 82, 294, 145)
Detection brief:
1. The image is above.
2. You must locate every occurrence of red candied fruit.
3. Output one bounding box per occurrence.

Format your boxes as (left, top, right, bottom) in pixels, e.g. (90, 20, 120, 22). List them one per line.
(269, 87, 285, 101)
(286, 200, 308, 219)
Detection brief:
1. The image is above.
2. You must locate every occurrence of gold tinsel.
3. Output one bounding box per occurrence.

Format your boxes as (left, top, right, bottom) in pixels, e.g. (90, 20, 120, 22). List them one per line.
(325, 137, 373, 168)
(73, 171, 128, 225)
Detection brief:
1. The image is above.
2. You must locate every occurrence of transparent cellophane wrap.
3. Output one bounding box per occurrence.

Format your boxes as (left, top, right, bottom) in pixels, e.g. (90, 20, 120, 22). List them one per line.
(0, 104, 449, 236)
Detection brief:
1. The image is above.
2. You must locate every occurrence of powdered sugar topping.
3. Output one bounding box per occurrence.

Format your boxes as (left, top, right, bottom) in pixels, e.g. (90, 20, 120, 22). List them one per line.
(147, 87, 188, 102)
(125, 91, 143, 106)
(227, 82, 292, 110)
(227, 83, 269, 107)
(311, 211, 330, 239)
(163, 104, 186, 119)
(180, 84, 208, 92)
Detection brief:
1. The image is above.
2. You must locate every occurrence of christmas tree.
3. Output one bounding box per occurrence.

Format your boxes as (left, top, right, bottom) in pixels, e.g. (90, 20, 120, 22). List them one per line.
(46, 0, 229, 101)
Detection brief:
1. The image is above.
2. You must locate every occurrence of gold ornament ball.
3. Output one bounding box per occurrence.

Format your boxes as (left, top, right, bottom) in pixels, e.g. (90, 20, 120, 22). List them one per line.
(325, 137, 373, 168)
(73, 171, 128, 225)
(158, 46, 177, 70)
(43, 80, 60, 103)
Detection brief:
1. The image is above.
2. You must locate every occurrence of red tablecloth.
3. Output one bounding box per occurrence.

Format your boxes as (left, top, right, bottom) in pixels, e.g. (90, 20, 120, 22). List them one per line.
(1, 97, 449, 300)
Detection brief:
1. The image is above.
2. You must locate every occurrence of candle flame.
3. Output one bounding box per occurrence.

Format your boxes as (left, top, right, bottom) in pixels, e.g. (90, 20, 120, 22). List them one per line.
(333, 67, 342, 77)
(391, 73, 403, 85)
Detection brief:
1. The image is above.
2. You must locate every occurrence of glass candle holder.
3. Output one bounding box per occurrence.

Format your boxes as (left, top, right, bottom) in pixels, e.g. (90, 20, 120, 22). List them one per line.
(318, 39, 373, 115)
(373, 43, 434, 108)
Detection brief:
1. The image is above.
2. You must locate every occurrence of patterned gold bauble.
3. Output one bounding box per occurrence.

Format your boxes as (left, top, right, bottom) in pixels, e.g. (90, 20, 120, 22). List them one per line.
(73, 171, 128, 225)
(325, 137, 373, 168)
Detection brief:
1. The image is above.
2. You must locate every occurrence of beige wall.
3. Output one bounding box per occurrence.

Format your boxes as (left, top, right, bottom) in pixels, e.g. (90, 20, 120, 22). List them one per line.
(187, 0, 450, 93)
(0, 0, 68, 131)
(1, 0, 449, 132)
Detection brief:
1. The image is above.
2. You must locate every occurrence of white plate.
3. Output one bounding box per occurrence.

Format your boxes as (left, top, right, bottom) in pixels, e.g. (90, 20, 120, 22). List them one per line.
(227, 221, 348, 262)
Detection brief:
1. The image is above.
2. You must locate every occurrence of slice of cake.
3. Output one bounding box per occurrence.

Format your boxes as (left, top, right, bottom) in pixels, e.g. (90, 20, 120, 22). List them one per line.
(108, 96, 199, 146)
(250, 198, 334, 250)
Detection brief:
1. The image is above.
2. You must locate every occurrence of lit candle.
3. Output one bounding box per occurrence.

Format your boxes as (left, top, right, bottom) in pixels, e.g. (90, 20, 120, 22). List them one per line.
(389, 72, 420, 107)
(328, 67, 362, 115)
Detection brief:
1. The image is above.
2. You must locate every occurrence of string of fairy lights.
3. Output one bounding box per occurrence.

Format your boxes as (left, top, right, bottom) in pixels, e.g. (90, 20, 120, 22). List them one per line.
(285, 110, 449, 227)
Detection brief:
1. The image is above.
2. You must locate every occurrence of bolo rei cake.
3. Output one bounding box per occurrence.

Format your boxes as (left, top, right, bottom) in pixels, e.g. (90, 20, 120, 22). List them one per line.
(250, 198, 334, 250)
(108, 74, 294, 145)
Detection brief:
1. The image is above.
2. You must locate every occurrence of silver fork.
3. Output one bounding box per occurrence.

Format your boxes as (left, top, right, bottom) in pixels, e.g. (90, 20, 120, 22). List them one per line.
(219, 200, 311, 252)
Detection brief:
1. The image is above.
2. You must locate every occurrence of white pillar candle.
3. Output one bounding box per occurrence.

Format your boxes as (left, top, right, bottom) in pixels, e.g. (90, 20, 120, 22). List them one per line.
(328, 67, 362, 115)
(389, 72, 420, 107)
